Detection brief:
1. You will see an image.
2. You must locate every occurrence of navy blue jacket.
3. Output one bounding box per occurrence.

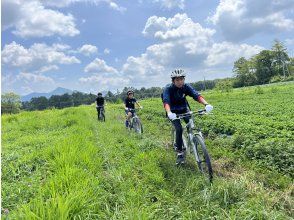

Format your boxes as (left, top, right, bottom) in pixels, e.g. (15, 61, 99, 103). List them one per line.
(162, 83, 201, 112)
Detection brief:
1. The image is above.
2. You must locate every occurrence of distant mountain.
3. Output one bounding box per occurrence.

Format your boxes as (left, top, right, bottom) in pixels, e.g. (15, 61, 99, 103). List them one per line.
(21, 87, 73, 102)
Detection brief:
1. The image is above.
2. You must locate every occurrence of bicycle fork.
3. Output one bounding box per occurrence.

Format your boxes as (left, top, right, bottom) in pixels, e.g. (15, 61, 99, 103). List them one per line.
(190, 134, 201, 163)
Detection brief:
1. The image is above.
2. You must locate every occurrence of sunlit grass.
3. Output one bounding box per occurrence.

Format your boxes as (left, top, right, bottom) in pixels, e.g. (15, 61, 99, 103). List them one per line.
(2, 82, 293, 219)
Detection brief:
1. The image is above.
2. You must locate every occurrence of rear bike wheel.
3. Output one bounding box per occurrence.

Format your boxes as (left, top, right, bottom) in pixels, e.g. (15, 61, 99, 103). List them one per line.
(192, 134, 213, 182)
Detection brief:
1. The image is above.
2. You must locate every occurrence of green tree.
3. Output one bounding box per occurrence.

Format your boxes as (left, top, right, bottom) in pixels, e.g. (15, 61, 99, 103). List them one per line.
(1, 92, 21, 114)
(59, 93, 73, 108)
(233, 57, 255, 87)
(252, 50, 274, 84)
(49, 95, 61, 108)
(271, 39, 290, 77)
(30, 96, 49, 110)
(215, 79, 233, 93)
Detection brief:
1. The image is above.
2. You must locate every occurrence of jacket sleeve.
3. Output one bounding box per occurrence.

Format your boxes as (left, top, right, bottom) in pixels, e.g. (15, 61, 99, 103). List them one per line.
(186, 84, 201, 101)
(162, 86, 171, 105)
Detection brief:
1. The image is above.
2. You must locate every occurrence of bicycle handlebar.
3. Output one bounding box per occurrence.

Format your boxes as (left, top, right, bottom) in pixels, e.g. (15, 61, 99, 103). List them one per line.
(175, 110, 208, 119)
(127, 108, 140, 111)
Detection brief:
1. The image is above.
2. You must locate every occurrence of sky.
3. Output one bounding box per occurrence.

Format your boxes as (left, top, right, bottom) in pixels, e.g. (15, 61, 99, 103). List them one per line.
(2, 0, 294, 95)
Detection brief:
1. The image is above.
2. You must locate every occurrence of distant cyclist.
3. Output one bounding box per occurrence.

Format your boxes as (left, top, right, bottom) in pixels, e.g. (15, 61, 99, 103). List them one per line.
(124, 90, 143, 128)
(162, 69, 213, 165)
(96, 92, 105, 118)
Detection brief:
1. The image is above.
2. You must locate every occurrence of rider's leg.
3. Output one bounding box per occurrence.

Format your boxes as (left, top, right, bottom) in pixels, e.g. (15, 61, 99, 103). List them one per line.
(125, 111, 132, 127)
(172, 119, 183, 152)
(173, 119, 185, 164)
(97, 107, 100, 118)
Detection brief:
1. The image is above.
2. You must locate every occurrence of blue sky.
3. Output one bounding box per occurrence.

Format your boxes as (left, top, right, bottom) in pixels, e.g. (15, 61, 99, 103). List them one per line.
(2, 0, 294, 95)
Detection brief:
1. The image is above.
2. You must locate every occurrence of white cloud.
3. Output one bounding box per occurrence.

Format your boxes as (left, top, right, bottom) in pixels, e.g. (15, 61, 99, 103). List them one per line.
(84, 58, 118, 73)
(205, 42, 264, 67)
(2, 41, 80, 73)
(80, 57, 127, 91)
(143, 13, 215, 41)
(14, 72, 56, 95)
(108, 1, 126, 12)
(149, 0, 185, 9)
(79, 74, 129, 91)
(38, 65, 59, 73)
(208, 0, 294, 42)
(80, 58, 127, 91)
(17, 72, 55, 84)
(104, 48, 111, 54)
(78, 44, 98, 56)
(122, 13, 266, 87)
(42, 0, 126, 12)
(2, 0, 79, 38)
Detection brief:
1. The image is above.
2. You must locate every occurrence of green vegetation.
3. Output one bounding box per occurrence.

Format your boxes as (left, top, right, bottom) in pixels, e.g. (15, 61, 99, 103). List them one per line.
(21, 92, 97, 111)
(1, 92, 21, 114)
(233, 40, 293, 87)
(2, 82, 293, 219)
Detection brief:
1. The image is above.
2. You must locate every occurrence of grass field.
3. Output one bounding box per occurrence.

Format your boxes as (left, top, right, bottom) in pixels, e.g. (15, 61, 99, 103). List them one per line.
(2, 82, 293, 219)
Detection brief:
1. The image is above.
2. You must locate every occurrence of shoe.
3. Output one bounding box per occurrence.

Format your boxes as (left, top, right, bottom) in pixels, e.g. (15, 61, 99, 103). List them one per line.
(176, 152, 185, 165)
(173, 143, 178, 152)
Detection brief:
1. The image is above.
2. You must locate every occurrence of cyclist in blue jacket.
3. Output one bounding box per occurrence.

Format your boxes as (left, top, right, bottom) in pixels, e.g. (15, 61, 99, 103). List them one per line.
(162, 69, 213, 165)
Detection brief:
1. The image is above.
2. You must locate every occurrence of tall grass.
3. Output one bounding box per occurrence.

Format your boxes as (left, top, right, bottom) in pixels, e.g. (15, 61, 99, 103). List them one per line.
(2, 83, 293, 219)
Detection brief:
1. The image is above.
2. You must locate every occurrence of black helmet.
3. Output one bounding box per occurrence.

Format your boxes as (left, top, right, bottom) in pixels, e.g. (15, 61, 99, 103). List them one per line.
(98, 92, 102, 96)
(127, 90, 134, 95)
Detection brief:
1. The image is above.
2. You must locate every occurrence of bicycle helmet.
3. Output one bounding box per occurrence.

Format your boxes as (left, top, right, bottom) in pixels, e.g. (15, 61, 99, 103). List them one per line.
(127, 90, 134, 95)
(97, 92, 102, 96)
(171, 69, 186, 78)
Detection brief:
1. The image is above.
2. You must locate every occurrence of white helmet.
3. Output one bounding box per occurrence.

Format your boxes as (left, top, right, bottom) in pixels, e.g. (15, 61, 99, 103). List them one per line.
(171, 69, 186, 78)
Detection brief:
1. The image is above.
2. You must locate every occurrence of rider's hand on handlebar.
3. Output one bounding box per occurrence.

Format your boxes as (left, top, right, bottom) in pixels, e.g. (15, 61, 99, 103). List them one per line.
(205, 104, 213, 113)
(167, 112, 177, 120)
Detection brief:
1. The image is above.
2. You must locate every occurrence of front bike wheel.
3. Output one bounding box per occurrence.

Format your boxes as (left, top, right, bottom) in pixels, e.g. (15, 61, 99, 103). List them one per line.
(133, 117, 143, 134)
(101, 110, 105, 122)
(192, 134, 213, 182)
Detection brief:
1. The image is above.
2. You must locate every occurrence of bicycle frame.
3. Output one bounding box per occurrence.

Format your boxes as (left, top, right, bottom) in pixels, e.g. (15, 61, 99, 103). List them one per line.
(171, 110, 213, 182)
(127, 108, 143, 134)
(172, 110, 206, 147)
(97, 106, 105, 121)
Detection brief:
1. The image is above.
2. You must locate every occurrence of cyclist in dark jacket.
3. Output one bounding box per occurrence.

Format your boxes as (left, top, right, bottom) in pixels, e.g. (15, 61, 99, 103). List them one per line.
(124, 90, 142, 128)
(162, 69, 213, 165)
(96, 92, 105, 117)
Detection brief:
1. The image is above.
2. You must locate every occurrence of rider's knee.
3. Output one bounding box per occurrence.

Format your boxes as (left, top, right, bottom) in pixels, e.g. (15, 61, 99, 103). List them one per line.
(175, 125, 183, 133)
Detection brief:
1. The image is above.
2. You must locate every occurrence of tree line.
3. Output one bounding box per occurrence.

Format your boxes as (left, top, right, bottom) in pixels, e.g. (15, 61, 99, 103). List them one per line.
(233, 40, 293, 87)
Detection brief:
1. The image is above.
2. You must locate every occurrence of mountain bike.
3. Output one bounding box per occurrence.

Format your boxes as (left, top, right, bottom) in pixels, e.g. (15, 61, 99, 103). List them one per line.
(171, 110, 213, 182)
(127, 108, 143, 134)
(97, 106, 105, 122)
